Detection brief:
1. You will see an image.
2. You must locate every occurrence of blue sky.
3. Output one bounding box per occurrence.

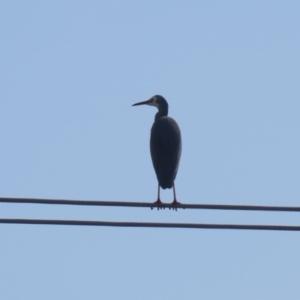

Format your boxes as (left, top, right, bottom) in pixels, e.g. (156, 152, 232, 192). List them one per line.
(1, 1, 300, 299)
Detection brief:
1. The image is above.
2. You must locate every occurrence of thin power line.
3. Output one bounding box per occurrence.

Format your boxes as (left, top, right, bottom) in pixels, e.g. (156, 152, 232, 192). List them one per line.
(1, 218, 300, 231)
(1, 197, 300, 212)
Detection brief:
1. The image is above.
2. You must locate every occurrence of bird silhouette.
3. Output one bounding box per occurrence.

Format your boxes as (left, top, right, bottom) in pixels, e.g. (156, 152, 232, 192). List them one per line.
(132, 95, 182, 209)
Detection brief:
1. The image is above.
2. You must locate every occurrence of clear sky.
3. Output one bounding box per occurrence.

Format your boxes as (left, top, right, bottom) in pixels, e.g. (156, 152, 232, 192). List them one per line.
(1, 1, 300, 299)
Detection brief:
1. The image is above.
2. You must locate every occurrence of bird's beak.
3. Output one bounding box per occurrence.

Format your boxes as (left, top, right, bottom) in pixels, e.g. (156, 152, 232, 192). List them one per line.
(132, 99, 153, 107)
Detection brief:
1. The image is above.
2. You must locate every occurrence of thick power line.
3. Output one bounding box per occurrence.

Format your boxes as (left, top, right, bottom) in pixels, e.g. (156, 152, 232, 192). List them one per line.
(1, 218, 300, 231)
(1, 197, 300, 212)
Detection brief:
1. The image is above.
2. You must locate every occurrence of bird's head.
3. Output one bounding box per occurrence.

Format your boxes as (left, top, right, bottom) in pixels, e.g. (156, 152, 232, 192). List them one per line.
(132, 95, 168, 111)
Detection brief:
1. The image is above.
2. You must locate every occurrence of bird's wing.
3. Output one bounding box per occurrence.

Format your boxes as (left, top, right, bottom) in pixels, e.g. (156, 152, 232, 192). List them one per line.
(150, 117, 181, 188)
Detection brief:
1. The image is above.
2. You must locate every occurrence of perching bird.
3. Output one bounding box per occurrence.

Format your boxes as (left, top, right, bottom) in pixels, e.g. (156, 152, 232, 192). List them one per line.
(132, 95, 182, 209)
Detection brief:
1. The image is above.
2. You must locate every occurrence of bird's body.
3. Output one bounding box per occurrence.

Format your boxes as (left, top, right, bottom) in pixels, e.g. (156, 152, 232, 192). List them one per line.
(150, 116, 181, 189)
(132, 95, 182, 208)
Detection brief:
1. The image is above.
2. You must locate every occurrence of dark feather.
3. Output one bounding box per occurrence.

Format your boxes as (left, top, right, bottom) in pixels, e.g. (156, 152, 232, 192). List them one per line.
(150, 116, 182, 189)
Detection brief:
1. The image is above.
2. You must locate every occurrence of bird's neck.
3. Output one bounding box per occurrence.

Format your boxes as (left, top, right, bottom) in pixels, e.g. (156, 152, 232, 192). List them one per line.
(155, 107, 168, 121)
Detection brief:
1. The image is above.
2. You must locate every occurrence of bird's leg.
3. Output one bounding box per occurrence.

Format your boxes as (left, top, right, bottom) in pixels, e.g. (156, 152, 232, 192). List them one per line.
(171, 183, 181, 211)
(151, 184, 164, 210)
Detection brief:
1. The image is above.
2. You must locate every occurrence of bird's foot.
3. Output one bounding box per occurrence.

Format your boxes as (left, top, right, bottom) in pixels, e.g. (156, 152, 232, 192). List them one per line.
(151, 199, 165, 210)
(170, 199, 181, 211)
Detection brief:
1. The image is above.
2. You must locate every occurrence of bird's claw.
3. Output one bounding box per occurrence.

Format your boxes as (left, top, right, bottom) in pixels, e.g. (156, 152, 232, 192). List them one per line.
(170, 199, 181, 211)
(151, 199, 165, 210)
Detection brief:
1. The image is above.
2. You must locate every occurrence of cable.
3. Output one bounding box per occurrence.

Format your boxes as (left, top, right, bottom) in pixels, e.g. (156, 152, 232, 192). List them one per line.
(0, 218, 300, 231)
(1, 197, 300, 212)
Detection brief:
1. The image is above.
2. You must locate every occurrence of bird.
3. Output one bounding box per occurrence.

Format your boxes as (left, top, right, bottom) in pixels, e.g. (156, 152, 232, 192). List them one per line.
(132, 95, 182, 209)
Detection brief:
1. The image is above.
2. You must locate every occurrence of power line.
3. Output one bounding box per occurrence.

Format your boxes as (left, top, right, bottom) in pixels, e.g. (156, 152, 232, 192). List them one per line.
(0, 218, 300, 231)
(1, 197, 300, 212)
